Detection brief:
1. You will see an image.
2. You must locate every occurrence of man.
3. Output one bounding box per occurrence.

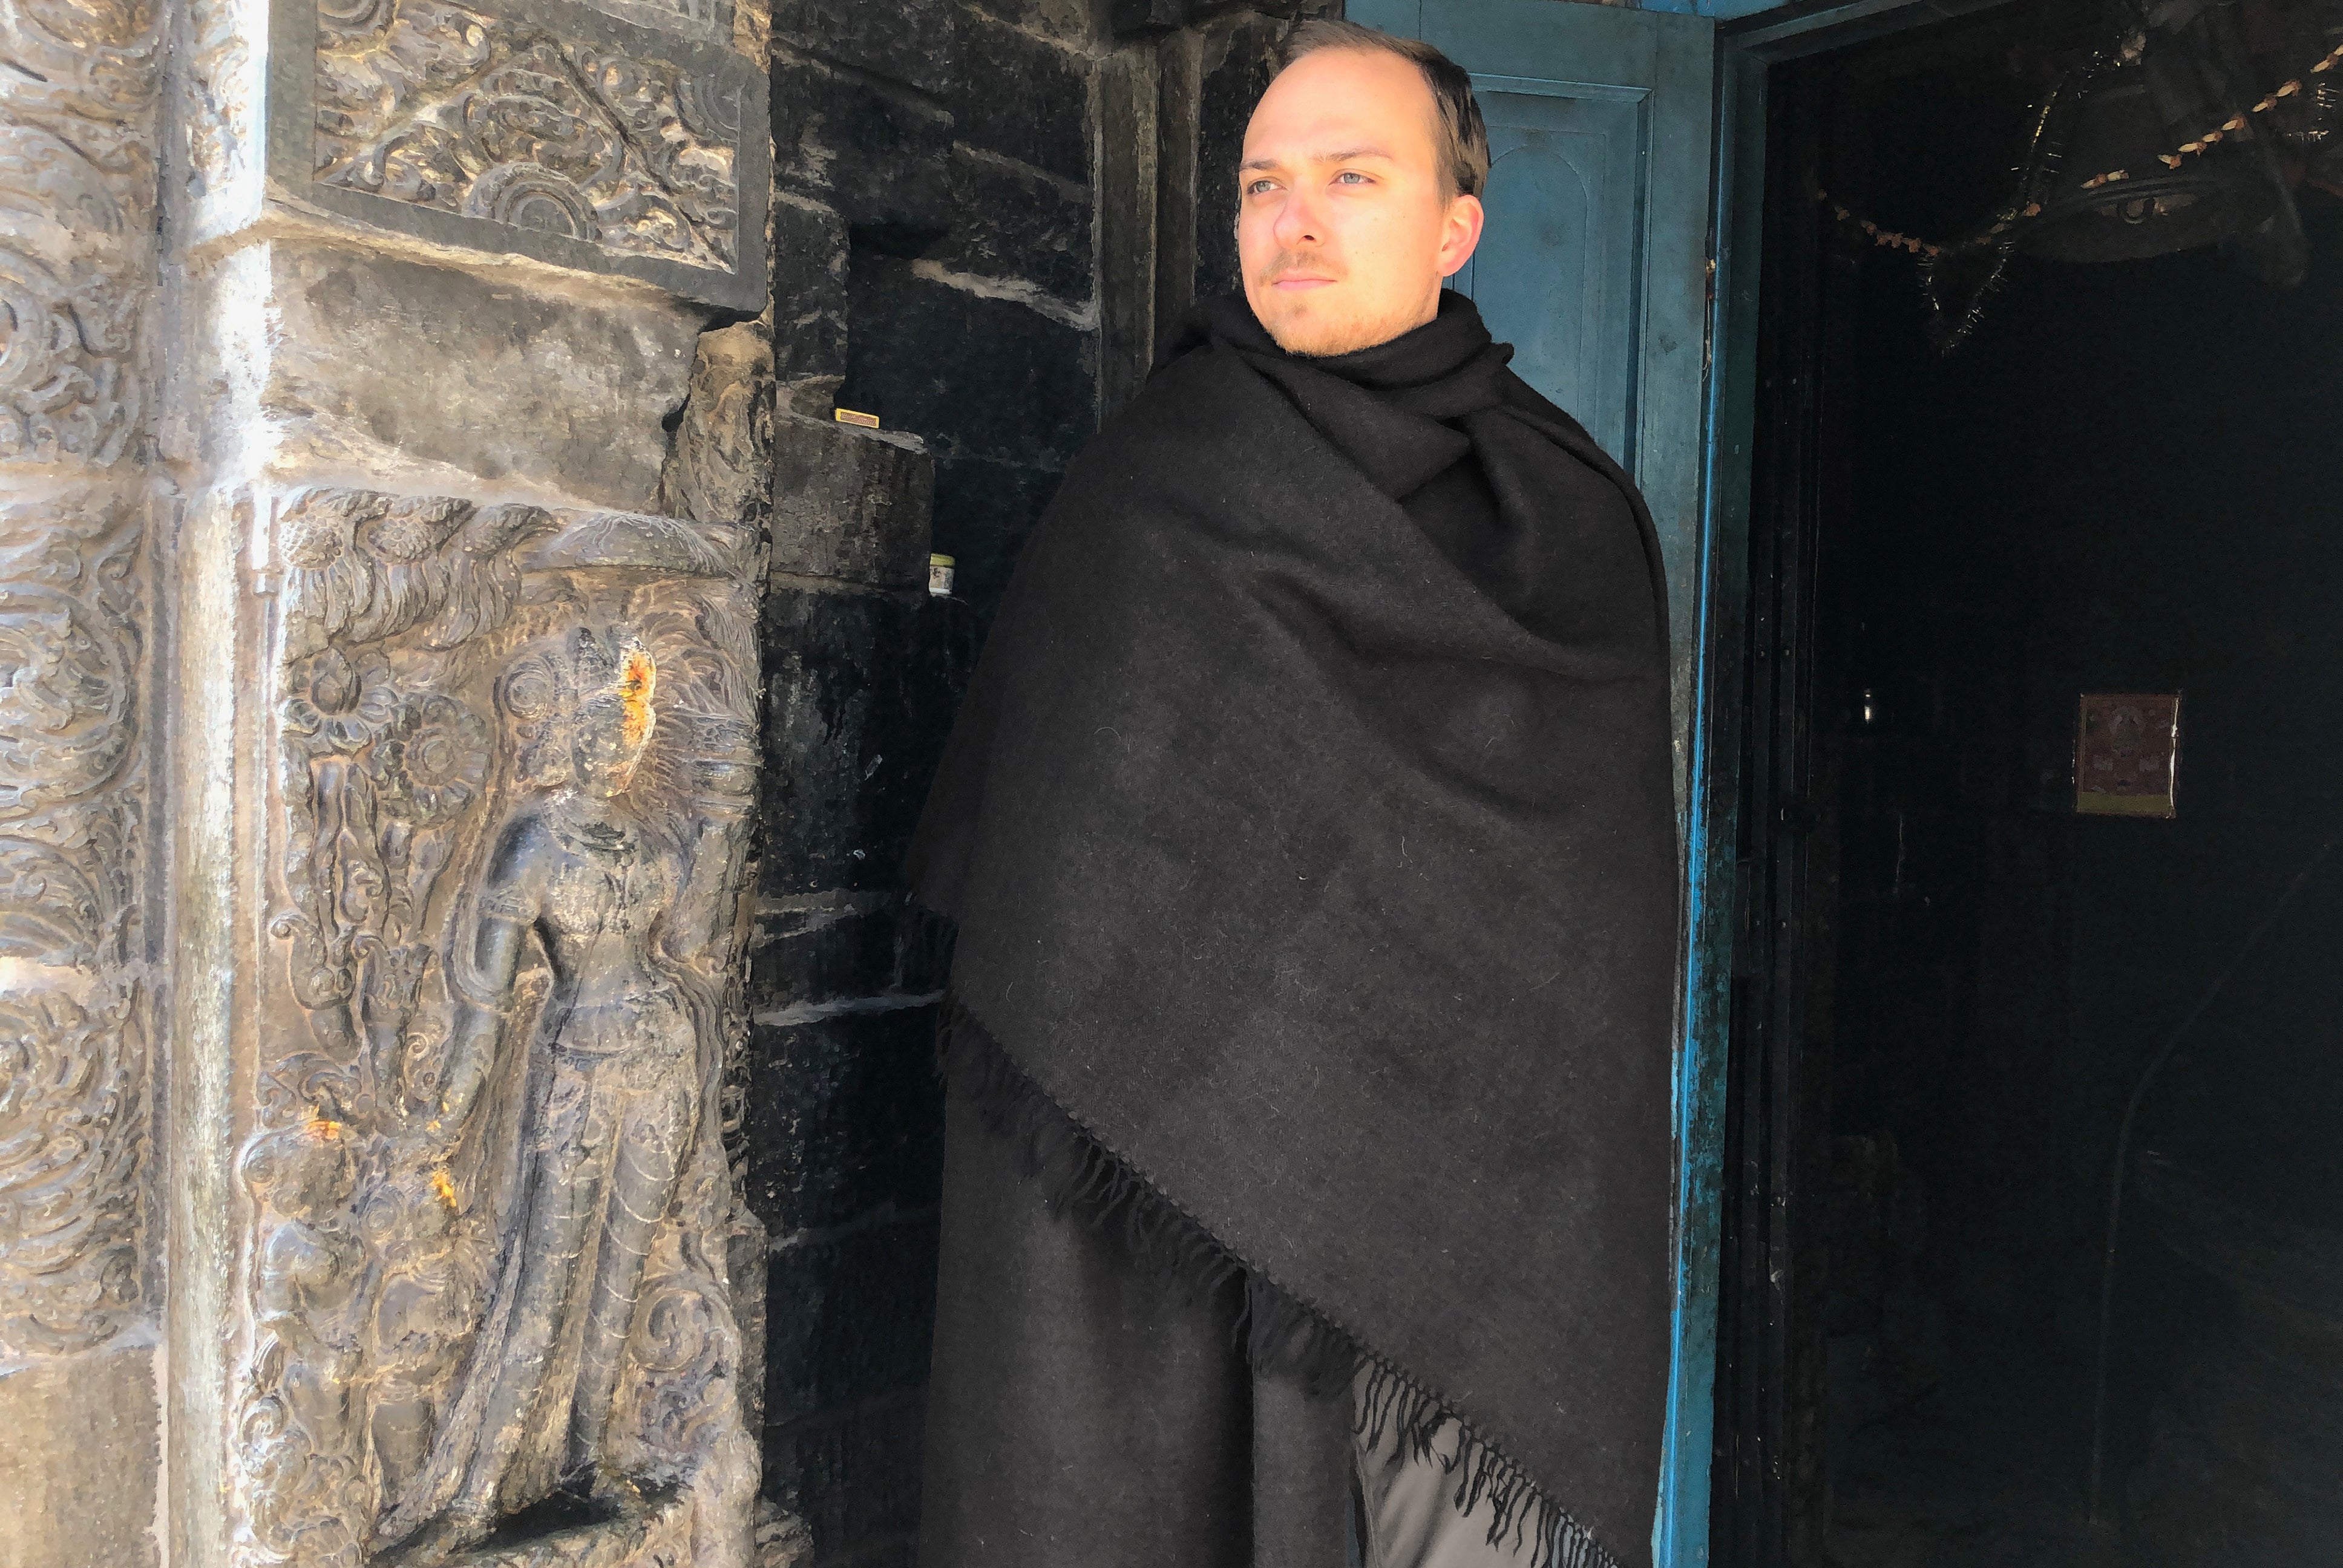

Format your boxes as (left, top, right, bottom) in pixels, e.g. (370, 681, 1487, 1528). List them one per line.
(908, 21, 1678, 1568)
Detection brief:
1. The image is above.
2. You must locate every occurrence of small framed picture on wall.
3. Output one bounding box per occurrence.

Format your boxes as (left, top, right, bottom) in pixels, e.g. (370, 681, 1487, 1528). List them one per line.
(2075, 692, 2182, 818)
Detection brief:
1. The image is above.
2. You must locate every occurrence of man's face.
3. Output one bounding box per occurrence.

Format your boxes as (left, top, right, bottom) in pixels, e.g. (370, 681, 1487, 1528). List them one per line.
(1237, 47, 1484, 357)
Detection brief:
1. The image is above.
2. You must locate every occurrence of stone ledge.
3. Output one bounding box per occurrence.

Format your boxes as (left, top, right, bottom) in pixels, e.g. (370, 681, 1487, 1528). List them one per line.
(770, 416, 935, 591)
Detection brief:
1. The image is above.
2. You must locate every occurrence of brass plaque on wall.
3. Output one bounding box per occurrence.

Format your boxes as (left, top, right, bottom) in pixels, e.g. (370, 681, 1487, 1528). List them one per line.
(2076, 692, 2182, 817)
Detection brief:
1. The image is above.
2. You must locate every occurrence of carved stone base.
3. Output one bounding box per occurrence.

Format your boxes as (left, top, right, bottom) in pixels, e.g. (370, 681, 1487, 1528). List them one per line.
(442, 1488, 692, 1568)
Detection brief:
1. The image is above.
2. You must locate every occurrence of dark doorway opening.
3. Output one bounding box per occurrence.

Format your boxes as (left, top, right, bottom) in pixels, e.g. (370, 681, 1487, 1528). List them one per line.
(1714, 6, 2343, 1565)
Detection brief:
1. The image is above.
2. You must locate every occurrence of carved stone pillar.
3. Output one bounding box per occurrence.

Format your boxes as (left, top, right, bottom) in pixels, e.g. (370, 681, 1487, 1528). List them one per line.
(149, 0, 774, 1560)
(0, 0, 163, 1558)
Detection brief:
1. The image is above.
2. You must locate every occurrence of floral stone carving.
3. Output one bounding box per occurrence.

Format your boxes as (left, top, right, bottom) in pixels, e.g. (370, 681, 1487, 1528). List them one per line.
(235, 486, 761, 1568)
(291, 0, 768, 308)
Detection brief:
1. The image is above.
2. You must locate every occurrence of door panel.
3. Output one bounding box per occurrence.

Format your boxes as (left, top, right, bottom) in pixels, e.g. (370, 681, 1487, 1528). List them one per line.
(1349, 4, 1722, 1566)
(1357, 0, 1712, 764)
(1460, 77, 1643, 462)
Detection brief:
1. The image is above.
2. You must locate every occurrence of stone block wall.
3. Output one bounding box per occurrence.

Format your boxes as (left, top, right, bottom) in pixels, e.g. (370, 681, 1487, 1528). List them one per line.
(0, 0, 1338, 1560)
(742, 2, 1329, 1563)
(133, 0, 779, 1563)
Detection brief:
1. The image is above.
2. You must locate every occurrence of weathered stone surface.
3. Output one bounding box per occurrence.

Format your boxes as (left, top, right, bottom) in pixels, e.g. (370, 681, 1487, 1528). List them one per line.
(0, 1340, 161, 1568)
(839, 257, 1095, 470)
(949, 8, 1092, 185)
(0, 489, 151, 1357)
(580, 0, 740, 46)
(979, 0, 1098, 45)
(1195, 14, 1289, 299)
(749, 894, 952, 1012)
(1153, 27, 1205, 330)
(1097, 45, 1162, 415)
(758, 587, 971, 898)
(772, 59, 954, 244)
(750, 897, 903, 1010)
(183, 0, 267, 236)
(930, 454, 1069, 621)
(770, 194, 850, 396)
(225, 489, 765, 1567)
(752, 1506, 814, 1568)
(762, 1215, 942, 1422)
(0, 0, 156, 468)
(264, 243, 704, 512)
(1111, 0, 1189, 36)
(730, 1212, 772, 1439)
(433, 1486, 693, 1566)
(936, 145, 1094, 309)
(742, 1008, 946, 1237)
(282, 0, 771, 309)
(660, 321, 778, 529)
(771, 415, 934, 589)
(774, 0, 955, 94)
(0, 0, 160, 1553)
(764, 1389, 925, 1564)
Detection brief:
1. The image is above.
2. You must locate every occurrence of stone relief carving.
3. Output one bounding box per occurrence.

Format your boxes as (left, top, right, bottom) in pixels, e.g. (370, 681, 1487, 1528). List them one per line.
(654, 321, 772, 535)
(0, 0, 160, 1364)
(0, 983, 146, 1350)
(235, 486, 761, 1567)
(0, 0, 158, 465)
(184, 0, 260, 205)
(582, 0, 731, 48)
(313, 0, 744, 272)
(0, 480, 149, 1356)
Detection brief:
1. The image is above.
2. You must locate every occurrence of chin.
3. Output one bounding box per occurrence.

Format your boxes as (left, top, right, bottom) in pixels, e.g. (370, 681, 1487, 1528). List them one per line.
(1260, 299, 1408, 358)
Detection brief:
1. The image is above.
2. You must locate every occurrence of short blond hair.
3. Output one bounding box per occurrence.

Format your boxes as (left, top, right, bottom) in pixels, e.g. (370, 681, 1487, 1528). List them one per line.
(1278, 19, 1490, 200)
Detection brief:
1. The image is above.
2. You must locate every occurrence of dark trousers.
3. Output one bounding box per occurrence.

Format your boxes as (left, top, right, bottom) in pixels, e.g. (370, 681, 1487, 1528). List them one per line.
(916, 1086, 1358, 1568)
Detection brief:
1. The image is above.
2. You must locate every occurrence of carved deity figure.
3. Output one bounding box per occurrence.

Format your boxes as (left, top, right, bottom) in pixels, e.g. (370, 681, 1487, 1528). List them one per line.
(375, 628, 706, 1564)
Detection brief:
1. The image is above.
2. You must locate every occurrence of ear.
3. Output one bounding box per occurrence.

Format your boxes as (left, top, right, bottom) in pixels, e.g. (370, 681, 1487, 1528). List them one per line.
(1438, 192, 1485, 279)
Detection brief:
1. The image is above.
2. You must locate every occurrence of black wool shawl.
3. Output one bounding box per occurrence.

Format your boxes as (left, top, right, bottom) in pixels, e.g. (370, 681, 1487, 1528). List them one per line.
(908, 292, 1680, 1568)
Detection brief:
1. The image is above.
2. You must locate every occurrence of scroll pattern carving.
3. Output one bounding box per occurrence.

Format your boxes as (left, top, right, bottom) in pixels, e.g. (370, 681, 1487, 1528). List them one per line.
(313, 0, 743, 271)
(184, 0, 260, 206)
(0, 0, 157, 465)
(234, 486, 761, 1567)
(0, 488, 150, 1352)
(0, 0, 158, 1364)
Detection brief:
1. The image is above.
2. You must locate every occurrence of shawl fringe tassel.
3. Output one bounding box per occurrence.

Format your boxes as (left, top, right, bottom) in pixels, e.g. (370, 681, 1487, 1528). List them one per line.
(939, 998, 1624, 1568)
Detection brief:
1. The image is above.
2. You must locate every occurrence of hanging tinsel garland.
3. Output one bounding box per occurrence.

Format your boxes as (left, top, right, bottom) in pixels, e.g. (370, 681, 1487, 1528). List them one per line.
(1817, 36, 2343, 352)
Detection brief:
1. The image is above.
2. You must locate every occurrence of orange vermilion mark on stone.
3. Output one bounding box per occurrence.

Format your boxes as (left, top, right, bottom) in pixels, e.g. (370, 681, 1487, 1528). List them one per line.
(432, 1167, 459, 1210)
(306, 1116, 344, 1141)
(617, 647, 657, 751)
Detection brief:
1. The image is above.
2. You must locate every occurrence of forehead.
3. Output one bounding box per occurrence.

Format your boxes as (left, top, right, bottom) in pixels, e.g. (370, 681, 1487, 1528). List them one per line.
(1243, 47, 1440, 166)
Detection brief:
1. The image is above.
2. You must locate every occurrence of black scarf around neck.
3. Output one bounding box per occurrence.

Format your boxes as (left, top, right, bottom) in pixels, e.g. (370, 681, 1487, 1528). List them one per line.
(909, 292, 1679, 1568)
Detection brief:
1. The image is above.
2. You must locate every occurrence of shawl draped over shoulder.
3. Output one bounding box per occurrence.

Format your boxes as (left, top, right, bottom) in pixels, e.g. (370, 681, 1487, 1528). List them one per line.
(908, 292, 1681, 1568)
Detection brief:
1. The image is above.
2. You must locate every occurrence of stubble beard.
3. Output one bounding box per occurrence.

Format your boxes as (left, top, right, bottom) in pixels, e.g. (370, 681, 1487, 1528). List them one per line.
(1251, 253, 1426, 358)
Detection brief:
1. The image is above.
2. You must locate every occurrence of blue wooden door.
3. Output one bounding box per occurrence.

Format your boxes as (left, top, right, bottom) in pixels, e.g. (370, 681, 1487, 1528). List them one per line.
(1346, 3, 1724, 1563)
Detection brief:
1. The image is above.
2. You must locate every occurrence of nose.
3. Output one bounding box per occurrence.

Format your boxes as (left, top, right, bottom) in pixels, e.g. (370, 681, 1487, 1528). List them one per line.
(1271, 186, 1322, 252)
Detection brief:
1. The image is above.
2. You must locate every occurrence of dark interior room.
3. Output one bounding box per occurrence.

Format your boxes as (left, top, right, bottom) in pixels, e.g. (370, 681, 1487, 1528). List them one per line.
(1721, 4, 2343, 1563)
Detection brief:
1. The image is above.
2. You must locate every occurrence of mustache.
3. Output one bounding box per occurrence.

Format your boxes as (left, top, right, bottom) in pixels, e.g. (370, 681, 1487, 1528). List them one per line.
(1256, 250, 1343, 285)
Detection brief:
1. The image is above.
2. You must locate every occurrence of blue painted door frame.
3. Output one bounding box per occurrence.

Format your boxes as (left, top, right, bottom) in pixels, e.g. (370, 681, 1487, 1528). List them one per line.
(1351, 4, 1733, 1561)
(1346, 3, 2004, 1564)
